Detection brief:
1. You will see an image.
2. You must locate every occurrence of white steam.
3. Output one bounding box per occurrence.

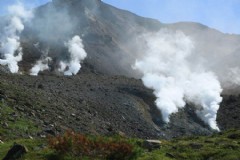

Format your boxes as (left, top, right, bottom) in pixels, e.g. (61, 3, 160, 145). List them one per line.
(0, 3, 33, 73)
(59, 35, 87, 76)
(30, 50, 52, 76)
(30, 44, 52, 76)
(30, 57, 52, 76)
(133, 29, 222, 130)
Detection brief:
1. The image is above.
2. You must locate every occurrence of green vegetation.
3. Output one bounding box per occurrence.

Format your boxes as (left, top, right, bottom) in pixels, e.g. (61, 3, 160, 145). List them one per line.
(0, 80, 239, 159)
(0, 139, 53, 160)
(0, 130, 239, 160)
(48, 130, 142, 160)
(140, 129, 240, 160)
(0, 102, 39, 140)
(0, 134, 142, 160)
(0, 81, 46, 110)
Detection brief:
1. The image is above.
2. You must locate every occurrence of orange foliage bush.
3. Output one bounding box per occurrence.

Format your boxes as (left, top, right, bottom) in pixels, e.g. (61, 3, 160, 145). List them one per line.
(48, 130, 139, 159)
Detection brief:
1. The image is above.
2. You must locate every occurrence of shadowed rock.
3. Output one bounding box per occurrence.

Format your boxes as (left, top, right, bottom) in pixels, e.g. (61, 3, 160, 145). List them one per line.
(142, 140, 162, 151)
(3, 143, 28, 160)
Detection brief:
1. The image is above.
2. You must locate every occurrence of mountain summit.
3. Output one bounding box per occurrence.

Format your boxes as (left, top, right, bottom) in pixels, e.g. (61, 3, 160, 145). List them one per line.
(0, 0, 239, 139)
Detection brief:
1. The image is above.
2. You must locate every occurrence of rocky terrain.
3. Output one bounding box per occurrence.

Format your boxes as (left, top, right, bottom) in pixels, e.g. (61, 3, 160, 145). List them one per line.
(0, 0, 240, 141)
(0, 71, 213, 140)
(0, 70, 239, 140)
(18, 0, 240, 77)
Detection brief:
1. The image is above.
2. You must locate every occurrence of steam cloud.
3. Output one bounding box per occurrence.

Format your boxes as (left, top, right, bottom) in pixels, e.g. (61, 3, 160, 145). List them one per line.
(133, 29, 223, 130)
(0, 1, 238, 131)
(30, 57, 52, 76)
(30, 45, 52, 76)
(0, 3, 33, 73)
(59, 35, 87, 76)
(30, 36, 87, 76)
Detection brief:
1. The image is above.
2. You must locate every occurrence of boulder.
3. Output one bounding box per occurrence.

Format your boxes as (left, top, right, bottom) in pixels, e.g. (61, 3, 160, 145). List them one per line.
(142, 140, 161, 151)
(3, 143, 28, 160)
(227, 133, 240, 139)
(189, 143, 203, 149)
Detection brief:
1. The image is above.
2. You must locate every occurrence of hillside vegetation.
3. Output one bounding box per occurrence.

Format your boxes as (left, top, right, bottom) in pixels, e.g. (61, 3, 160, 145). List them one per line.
(0, 129, 239, 160)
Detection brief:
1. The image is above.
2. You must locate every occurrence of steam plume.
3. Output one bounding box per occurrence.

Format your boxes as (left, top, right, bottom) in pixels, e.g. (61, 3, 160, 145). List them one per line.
(133, 29, 222, 130)
(59, 35, 87, 76)
(30, 46, 52, 76)
(0, 3, 33, 73)
(30, 57, 52, 76)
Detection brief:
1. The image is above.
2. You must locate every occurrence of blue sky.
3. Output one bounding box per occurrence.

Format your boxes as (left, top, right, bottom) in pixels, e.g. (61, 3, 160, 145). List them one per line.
(0, 0, 239, 34)
(0, 0, 50, 14)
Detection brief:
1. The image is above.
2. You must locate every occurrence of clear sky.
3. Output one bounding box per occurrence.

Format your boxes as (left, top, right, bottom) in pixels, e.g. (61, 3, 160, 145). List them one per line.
(0, 0, 239, 34)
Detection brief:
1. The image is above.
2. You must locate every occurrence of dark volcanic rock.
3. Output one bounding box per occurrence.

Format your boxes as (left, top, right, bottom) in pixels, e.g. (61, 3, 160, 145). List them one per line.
(18, 0, 240, 78)
(0, 0, 239, 140)
(21, 0, 160, 76)
(0, 73, 215, 139)
(3, 143, 28, 160)
(217, 95, 240, 130)
(189, 143, 203, 149)
(142, 140, 162, 151)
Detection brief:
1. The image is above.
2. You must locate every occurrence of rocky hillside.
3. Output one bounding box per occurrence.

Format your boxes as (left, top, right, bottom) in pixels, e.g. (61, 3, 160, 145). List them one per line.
(0, 72, 214, 140)
(0, 70, 239, 140)
(0, 0, 240, 140)
(20, 0, 240, 77)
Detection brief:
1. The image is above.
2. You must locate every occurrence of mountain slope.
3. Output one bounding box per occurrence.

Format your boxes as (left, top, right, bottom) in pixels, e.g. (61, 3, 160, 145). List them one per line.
(0, 0, 240, 139)
(0, 72, 214, 139)
(20, 0, 240, 78)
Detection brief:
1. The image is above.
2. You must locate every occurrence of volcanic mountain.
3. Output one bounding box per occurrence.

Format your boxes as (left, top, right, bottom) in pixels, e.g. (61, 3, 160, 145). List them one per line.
(0, 0, 240, 139)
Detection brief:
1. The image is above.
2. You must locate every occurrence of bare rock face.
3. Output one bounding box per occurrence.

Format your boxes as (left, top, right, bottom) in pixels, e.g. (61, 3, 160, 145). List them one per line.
(21, 0, 162, 75)
(21, 0, 240, 79)
(217, 95, 240, 130)
(52, 0, 101, 8)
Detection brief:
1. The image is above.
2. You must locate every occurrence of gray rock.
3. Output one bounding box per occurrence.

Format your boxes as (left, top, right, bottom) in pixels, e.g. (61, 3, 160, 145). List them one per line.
(227, 133, 240, 139)
(143, 140, 162, 151)
(166, 152, 175, 158)
(189, 143, 203, 149)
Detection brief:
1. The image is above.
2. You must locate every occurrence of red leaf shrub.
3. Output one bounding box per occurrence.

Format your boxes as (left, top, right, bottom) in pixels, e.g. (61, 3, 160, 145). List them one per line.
(48, 130, 140, 160)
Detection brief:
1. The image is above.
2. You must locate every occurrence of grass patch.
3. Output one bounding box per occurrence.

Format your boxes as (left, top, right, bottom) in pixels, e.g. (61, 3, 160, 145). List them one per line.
(0, 130, 239, 160)
(140, 129, 240, 160)
(0, 102, 39, 140)
(0, 138, 53, 160)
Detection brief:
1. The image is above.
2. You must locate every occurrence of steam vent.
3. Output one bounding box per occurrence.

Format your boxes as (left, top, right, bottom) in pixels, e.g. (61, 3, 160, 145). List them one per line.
(0, 0, 240, 159)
